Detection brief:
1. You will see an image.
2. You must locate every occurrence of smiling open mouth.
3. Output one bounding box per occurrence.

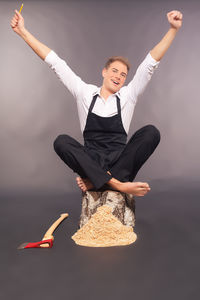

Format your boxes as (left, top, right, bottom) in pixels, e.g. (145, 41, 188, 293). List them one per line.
(111, 80, 120, 86)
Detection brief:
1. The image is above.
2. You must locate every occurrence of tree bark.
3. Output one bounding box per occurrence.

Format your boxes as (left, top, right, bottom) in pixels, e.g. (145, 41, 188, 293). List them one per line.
(79, 190, 136, 228)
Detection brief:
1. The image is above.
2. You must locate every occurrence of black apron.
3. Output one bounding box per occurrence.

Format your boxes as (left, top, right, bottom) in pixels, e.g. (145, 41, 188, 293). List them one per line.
(83, 94, 127, 171)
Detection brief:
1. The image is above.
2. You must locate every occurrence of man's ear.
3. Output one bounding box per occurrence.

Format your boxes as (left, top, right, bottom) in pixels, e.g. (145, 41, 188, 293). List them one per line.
(102, 68, 107, 78)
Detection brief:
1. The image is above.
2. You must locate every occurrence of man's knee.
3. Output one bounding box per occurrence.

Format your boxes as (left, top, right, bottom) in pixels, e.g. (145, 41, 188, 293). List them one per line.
(53, 134, 72, 154)
(144, 125, 161, 145)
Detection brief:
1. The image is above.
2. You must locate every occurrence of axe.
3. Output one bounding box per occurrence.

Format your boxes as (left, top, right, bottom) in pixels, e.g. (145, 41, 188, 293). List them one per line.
(18, 213, 69, 249)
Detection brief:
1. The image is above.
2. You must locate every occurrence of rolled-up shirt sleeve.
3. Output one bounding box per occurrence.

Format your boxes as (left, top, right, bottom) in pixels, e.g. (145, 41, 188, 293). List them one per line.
(126, 53, 160, 103)
(45, 50, 87, 100)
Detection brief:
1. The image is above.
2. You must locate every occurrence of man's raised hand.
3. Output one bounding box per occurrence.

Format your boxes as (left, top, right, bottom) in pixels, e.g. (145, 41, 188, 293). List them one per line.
(167, 10, 183, 30)
(10, 10, 25, 36)
(10, 9, 51, 60)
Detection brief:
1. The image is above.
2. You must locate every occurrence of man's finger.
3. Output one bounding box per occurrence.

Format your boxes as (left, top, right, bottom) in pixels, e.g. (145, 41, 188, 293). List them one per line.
(167, 10, 176, 16)
(172, 12, 177, 18)
(11, 19, 17, 25)
(12, 17, 18, 23)
(15, 10, 22, 18)
(178, 12, 183, 20)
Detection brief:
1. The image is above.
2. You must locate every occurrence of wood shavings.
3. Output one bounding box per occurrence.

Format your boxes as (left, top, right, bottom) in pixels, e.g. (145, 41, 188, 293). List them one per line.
(71, 205, 137, 247)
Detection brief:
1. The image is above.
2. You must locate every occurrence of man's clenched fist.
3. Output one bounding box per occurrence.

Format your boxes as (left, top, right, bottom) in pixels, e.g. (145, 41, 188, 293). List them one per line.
(167, 10, 183, 30)
(10, 10, 25, 35)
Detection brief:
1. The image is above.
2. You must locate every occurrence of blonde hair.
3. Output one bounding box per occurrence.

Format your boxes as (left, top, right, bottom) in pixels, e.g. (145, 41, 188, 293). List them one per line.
(104, 56, 130, 72)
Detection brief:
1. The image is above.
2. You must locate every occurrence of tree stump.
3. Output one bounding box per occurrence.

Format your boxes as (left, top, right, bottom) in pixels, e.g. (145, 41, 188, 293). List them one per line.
(71, 190, 136, 247)
(79, 190, 136, 228)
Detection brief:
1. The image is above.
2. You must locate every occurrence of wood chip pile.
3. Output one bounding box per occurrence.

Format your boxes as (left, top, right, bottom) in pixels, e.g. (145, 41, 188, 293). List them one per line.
(71, 205, 137, 247)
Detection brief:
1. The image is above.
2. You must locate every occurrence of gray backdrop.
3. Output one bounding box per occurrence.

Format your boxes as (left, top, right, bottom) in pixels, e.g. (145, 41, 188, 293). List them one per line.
(1, 0, 200, 194)
(1, 1, 200, 300)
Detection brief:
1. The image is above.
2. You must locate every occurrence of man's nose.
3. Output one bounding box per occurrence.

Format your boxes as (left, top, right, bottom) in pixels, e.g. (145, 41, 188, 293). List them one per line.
(115, 75, 120, 80)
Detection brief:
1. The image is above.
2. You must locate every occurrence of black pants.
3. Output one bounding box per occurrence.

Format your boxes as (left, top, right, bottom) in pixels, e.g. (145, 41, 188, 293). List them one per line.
(53, 125, 160, 190)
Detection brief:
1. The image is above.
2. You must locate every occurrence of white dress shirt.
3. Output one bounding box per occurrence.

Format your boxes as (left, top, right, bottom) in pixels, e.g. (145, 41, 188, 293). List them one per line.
(45, 51, 159, 134)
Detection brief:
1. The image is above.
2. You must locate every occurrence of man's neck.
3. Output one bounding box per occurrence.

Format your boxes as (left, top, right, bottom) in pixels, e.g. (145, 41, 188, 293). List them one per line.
(100, 86, 115, 101)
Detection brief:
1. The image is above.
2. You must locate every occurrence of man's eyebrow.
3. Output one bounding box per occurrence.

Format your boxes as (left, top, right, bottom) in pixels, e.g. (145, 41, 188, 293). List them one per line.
(112, 68, 127, 76)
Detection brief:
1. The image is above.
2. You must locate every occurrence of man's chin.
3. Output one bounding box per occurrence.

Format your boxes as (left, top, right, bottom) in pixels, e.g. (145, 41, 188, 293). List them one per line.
(111, 87, 120, 94)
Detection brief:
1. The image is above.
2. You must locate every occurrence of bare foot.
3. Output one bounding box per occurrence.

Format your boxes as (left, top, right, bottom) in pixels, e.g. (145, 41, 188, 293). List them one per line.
(108, 178, 151, 196)
(76, 177, 94, 192)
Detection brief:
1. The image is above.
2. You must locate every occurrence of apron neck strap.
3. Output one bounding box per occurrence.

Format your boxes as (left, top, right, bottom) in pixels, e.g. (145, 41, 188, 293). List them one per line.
(89, 94, 98, 113)
(89, 94, 121, 114)
(116, 95, 121, 115)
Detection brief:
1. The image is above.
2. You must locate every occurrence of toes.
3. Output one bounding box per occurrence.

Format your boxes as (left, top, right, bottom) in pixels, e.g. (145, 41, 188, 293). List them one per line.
(76, 177, 86, 192)
(137, 182, 149, 188)
(143, 183, 150, 188)
(77, 179, 87, 192)
(78, 183, 86, 192)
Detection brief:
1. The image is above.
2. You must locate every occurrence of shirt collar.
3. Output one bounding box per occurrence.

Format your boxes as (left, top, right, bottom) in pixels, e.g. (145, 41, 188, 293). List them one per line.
(92, 87, 121, 98)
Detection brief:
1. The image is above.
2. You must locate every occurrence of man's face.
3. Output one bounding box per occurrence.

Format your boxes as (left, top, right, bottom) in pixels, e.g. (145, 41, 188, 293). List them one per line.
(102, 61, 128, 94)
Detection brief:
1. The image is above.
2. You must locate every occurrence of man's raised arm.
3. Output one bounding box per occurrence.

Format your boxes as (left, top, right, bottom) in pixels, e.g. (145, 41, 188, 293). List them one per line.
(10, 10, 51, 60)
(10, 10, 90, 102)
(150, 10, 183, 62)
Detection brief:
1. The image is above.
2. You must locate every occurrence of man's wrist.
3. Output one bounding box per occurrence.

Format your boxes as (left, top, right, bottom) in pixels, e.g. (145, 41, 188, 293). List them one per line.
(19, 27, 28, 39)
(168, 26, 179, 38)
(169, 25, 179, 32)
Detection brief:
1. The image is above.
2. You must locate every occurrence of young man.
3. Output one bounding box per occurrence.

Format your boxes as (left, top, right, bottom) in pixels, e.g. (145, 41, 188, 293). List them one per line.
(11, 9, 183, 196)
